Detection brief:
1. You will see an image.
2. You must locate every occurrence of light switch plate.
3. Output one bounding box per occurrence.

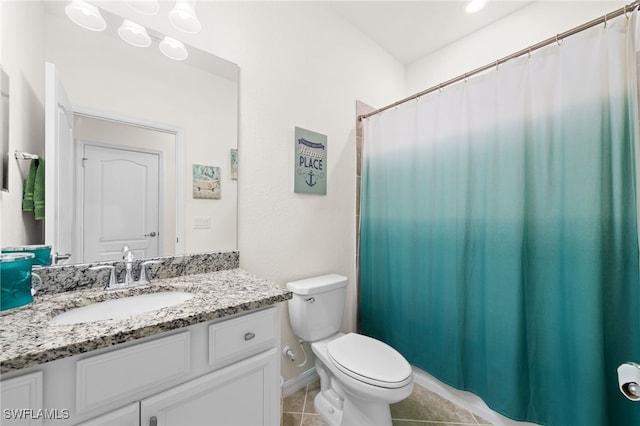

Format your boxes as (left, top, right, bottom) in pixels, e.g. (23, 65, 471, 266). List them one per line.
(193, 216, 211, 229)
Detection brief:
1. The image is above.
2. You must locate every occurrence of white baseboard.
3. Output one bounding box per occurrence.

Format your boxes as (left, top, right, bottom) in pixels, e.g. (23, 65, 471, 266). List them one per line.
(412, 367, 540, 426)
(282, 367, 318, 398)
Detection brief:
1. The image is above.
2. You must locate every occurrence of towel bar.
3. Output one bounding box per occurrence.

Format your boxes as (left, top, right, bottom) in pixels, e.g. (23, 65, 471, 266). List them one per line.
(14, 150, 39, 160)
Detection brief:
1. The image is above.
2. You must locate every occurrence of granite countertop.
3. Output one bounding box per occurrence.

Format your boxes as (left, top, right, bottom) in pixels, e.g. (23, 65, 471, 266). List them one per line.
(0, 268, 292, 374)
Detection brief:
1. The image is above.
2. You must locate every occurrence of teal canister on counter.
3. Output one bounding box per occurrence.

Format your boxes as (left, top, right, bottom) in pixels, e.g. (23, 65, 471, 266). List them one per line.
(1, 253, 36, 311)
(2, 244, 52, 266)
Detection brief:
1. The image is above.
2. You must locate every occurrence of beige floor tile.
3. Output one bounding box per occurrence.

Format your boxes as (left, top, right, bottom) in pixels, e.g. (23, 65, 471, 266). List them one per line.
(284, 380, 489, 426)
(304, 387, 321, 414)
(301, 413, 330, 426)
(474, 413, 493, 425)
(308, 379, 321, 391)
(390, 384, 477, 423)
(284, 388, 307, 413)
(282, 412, 302, 426)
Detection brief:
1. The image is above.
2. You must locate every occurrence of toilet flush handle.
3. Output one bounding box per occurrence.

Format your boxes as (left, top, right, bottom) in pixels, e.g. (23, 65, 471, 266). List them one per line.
(305, 297, 315, 303)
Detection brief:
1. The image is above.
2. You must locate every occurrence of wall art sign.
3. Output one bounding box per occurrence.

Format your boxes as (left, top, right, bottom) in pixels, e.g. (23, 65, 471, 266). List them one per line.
(294, 126, 327, 195)
(230, 148, 238, 180)
(192, 164, 221, 199)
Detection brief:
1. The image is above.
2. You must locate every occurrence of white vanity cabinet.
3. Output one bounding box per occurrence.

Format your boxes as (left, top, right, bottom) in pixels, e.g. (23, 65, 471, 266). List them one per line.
(1, 307, 280, 426)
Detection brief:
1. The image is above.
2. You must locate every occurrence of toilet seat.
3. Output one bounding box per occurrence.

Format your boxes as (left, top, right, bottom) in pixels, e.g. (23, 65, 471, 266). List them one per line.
(327, 333, 413, 389)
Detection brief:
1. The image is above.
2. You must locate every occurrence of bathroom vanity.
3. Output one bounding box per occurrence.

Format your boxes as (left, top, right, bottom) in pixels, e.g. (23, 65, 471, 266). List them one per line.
(0, 263, 291, 426)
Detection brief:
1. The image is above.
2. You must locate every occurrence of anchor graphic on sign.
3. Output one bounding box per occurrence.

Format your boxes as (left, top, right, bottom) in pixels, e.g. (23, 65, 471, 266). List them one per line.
(297, 168, 324, 187)
(306, 170, 317, 187)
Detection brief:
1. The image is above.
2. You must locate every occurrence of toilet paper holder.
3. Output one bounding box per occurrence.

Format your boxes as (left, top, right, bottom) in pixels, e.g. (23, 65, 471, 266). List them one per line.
(617, 362, 640, 401)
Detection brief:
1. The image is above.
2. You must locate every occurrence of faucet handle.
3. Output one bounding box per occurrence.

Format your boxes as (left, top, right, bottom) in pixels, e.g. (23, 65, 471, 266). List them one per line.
(139, 260, 162, 284)
(90, 265, 117, 289)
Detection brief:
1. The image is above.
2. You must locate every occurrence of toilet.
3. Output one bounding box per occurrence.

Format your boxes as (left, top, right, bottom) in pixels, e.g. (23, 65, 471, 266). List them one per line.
(287, 274, 414, 426)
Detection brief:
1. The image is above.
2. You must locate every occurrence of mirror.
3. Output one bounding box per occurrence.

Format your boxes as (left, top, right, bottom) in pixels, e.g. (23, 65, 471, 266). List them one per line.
(1, 1, 239, 264)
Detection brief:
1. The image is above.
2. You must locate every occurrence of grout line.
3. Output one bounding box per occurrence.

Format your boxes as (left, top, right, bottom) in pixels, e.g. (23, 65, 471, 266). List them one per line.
(298, 384, 308, 426)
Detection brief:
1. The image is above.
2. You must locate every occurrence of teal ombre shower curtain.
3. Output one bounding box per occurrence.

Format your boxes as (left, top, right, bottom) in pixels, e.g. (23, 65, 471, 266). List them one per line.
(360, 13, 640, 426)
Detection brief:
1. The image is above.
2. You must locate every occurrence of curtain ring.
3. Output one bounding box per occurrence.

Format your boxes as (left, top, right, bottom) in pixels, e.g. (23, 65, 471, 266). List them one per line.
(624, 5, 630, 19)
(528, 48, 532, 59)
(555, 34, 563, 46)
(495, 60, 499, 71)
(464, 73, 468, 83)
(438, 84, 443, 93)
(604, 13, 607, 28)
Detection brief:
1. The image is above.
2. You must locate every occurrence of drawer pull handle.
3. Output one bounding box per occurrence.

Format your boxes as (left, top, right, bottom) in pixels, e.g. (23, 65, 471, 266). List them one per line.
(150, 416, 158, 426)
(244, 332, 256, 341)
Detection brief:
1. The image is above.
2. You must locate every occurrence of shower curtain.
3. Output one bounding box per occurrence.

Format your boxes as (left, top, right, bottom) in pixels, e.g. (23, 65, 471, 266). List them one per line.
(360, 13, 640, 426)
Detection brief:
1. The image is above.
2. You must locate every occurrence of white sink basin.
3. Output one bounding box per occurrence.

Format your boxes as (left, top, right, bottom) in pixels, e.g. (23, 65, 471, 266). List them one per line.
(49, 292, 194, 325)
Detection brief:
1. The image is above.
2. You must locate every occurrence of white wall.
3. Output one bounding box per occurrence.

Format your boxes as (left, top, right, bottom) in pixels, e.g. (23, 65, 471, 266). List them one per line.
(406, 1, 629, 95)
(0, 1, 46, 248)
(211, 2, 405, 381)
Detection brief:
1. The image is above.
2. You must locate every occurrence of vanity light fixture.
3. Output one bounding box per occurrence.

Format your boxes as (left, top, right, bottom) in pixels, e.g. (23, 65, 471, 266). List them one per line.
(159, 36, 189, 60)
(118, 19, 152, 48)
(168, 0, 202, 34)
(126, 0, 160, 15)
(466, 0, 487, 14)
(65, 0, 107, 31)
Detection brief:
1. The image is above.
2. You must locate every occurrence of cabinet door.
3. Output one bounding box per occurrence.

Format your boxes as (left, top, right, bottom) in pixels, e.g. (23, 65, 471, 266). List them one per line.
(140, 348, 279, 426)
(74, 403, 139, 426)
(0, 371, 43, 426)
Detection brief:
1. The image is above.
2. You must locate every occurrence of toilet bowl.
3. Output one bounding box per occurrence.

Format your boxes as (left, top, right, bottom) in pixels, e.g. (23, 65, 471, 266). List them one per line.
(287, 274, 414, 426)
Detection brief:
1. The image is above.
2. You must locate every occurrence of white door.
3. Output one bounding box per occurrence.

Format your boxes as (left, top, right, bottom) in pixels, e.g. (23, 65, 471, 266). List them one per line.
(44, 62, 75, 264)
(82, 144, 160, 262)
(140, 349, 280, 426)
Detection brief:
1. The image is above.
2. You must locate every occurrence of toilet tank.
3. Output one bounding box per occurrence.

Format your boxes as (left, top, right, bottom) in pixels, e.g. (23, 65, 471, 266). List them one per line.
(286, 274, 347, 342)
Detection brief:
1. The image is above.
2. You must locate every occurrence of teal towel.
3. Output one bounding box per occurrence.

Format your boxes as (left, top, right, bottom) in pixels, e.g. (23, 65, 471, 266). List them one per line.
(34, 159, 45, 220)
(21, 159, 38, 212)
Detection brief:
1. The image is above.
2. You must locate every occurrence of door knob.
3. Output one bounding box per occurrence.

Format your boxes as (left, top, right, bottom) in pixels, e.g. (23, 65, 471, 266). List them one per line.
(144, 232, 157, 237)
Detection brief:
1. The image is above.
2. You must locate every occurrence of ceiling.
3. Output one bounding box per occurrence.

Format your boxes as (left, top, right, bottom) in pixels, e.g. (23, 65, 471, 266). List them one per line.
(325, 1, 534, 64)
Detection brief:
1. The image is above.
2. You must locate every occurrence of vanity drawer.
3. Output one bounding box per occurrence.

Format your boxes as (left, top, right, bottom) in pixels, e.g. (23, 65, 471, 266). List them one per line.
(76, 331, 190, 413)
(209, 308, 276, 367)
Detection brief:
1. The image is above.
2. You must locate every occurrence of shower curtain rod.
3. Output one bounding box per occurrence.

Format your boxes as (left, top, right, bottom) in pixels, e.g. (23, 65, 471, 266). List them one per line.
(358, 0, 640, 121)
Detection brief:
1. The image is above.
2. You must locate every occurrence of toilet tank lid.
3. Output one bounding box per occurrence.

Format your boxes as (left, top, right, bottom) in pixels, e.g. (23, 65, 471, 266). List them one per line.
(286, 274, 347, 295)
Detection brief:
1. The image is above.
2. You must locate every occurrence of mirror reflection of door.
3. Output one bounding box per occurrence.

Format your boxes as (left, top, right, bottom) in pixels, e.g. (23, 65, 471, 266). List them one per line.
(82, 144, 160, 262)
(72, 116, 176, 263)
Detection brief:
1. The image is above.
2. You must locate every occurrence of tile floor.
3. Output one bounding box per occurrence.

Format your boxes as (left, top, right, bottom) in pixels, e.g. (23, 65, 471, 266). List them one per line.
(282, 380, 492, 426)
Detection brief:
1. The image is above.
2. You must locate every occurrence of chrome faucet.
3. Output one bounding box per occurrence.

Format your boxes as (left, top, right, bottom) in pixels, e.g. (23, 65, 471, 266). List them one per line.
(91, 246, 161, 290)
(122, 245, 135, 285)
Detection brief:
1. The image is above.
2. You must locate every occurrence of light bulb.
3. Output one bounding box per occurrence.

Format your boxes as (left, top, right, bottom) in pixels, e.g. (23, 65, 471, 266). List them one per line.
(159, 36, 189, 61)
(168, 0, 201, 34)
(65, 0, 107, 31)
(118, 20, 152, 48)
(466, 0, 487, 14)
(127, 0, 160, 15)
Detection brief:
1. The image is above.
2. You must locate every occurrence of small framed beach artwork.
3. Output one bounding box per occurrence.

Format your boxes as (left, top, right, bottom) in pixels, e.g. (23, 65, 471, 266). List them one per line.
(230, 148, 238, 180)
(192, 164, 221, 199)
